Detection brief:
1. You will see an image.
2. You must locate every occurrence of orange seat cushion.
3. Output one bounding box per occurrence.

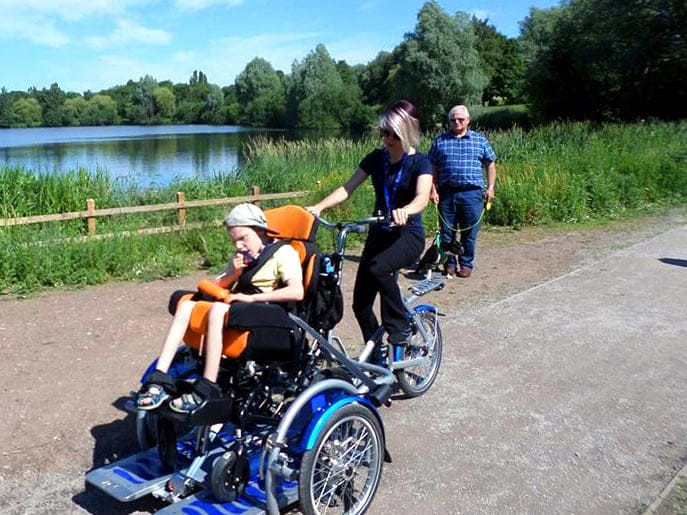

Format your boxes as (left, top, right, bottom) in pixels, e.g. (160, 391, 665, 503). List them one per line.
(179, 299, 250, 359)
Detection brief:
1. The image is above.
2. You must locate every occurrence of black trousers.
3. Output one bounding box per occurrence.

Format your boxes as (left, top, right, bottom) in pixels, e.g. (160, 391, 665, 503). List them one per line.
(352, 226, 424, 343)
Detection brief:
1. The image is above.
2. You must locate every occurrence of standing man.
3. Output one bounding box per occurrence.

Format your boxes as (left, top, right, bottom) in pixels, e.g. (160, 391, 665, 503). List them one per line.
(429, 105, 496, 278)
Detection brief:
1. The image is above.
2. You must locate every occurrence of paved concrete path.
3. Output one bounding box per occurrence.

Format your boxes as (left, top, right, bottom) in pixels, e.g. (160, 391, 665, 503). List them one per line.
(372, 225, 687, 514)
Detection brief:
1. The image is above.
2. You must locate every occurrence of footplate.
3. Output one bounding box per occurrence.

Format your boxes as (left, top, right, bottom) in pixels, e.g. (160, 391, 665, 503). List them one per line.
(85, 447, 175, 502)
(409, 278, 444, 296)
(86, 435, 299, 512)
(155, 479, 298, 514)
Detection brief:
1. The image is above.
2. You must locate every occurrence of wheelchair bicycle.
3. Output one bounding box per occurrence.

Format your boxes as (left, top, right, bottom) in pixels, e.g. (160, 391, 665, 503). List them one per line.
(86, 205, 443, 514)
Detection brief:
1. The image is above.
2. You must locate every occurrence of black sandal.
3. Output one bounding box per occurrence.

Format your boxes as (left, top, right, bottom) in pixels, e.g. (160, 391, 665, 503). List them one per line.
(136, 370, 176, 411)
(168, 377, 220, 414)
(136, 384, 170, 410)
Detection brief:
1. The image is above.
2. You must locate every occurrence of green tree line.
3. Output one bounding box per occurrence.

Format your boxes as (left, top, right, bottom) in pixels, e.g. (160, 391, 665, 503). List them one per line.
(1, 0, 684, 130)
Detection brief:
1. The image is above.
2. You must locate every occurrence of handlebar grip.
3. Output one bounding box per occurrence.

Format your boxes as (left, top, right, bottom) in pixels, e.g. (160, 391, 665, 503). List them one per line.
(197, 278, 231, 302)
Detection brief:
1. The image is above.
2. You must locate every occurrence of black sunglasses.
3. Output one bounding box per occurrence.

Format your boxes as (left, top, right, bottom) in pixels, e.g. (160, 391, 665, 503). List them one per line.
(380, 128, 400, 140)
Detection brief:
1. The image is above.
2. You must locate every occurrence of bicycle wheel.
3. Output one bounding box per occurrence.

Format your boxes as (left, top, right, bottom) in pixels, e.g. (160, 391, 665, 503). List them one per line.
(395, 310, 442, 398)
(298, 403, 384, 515)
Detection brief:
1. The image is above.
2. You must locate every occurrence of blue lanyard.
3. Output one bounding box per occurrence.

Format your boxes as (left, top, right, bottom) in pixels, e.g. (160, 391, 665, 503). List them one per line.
(383, 149, 407, 213)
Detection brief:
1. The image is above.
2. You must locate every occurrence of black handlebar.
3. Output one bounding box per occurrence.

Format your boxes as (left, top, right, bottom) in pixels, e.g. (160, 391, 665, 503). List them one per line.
(314, 213, 393, 255)
(315, 214, 391, 231)
(347, 224, 367, 234)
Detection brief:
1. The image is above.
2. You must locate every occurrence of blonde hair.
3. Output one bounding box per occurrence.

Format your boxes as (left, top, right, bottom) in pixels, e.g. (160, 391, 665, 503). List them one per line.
(378, 100, 420, 153)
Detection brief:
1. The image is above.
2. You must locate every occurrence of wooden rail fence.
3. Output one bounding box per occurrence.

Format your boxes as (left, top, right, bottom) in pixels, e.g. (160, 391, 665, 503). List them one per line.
(0, 186, 310, 243)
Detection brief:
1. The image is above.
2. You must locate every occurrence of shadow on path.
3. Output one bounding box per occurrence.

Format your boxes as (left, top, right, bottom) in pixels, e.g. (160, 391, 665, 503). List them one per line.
(659, 257, 687, 268)
(72, 397, 165, 514)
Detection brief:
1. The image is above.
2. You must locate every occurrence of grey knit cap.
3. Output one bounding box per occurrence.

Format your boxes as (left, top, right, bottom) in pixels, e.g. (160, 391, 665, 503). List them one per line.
(223, 203, 269, 230)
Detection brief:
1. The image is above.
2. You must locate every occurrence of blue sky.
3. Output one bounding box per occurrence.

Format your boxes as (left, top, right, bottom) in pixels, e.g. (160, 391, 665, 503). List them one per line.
(0, 0, 560, 94)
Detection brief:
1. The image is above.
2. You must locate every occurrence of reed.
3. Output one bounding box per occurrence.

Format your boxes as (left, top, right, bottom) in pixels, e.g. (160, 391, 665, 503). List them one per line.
(487, 121, 686, 226)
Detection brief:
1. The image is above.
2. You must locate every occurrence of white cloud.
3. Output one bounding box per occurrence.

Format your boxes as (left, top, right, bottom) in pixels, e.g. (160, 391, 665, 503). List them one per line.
(173, 0, 244, 11)
(0, 16, 69, 47)
(86, 19, 172, 49)
(205, 31, 324, 79)
(326, 33, 391, 65)
(72, 54, 180, 91)
(469, 9, 492, 22)
(357, 1, 378, 13)
(0, 0, 137, 21)
(0, 0, 151, 48)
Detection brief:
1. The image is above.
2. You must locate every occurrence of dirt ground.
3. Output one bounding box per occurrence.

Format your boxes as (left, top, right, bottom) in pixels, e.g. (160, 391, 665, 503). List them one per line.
(0, 209, 685, 514)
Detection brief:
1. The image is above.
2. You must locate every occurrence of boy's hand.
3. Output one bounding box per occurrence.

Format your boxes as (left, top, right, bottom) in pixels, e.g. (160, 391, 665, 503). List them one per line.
(227, 293, 254, 304)
(232, 253, 246, 271)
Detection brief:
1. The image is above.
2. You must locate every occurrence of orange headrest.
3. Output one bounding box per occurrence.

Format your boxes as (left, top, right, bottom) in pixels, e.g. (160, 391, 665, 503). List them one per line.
(264, 205, 317, 242)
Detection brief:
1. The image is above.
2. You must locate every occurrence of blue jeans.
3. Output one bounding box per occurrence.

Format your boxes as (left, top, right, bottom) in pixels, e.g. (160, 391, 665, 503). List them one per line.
(438, 187, 483, 270)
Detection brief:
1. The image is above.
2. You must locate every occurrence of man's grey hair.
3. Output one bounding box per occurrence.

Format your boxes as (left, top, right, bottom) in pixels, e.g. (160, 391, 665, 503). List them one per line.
(448, 105, 470, 120)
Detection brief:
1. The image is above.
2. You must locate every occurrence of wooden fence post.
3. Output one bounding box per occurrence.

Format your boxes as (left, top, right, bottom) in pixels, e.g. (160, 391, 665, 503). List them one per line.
(86, 199, 96, 235)
(251, 185, 261, 207)
(176, 191, 186, 225)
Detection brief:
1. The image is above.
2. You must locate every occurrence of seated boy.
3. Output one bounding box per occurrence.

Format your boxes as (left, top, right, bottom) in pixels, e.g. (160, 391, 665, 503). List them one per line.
(136, 203, 304, 414)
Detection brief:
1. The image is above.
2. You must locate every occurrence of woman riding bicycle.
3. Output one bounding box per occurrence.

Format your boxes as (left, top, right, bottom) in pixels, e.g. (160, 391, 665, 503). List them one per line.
(307, 100, 433, 364)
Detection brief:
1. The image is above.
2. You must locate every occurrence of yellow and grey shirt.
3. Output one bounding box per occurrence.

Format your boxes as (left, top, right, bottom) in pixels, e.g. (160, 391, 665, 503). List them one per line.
(225, 244, 301, 293)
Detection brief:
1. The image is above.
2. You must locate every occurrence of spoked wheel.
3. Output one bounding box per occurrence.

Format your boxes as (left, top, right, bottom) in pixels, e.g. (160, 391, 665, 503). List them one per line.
(395, 310, 442, 398)
(298, 404, 383, 515)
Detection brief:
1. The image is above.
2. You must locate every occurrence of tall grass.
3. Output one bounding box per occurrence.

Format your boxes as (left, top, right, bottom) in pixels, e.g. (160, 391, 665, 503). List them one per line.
(241, 135, 377, 221)
(1, 120, 685, 294)
(488, 121, 687, 226)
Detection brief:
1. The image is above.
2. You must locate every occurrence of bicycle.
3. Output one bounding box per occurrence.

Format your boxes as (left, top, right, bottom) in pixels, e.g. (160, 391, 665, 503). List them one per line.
(315, 213, 445, 398)
(86, 206, 444, 514)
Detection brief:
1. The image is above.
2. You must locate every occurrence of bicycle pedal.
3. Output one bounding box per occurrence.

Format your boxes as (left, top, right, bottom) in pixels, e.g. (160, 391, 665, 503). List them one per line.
(409, 278, 444, 296)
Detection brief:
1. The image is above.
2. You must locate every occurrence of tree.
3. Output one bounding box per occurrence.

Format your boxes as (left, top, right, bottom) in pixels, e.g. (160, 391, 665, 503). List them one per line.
(101, 82, 137, 124)
(390, 1, 488, 127)
(33, 83, 66, 126)
(173, 71, 225, 124)
(335, 60, 376, 131)
(10, 97, 42, 127)
(358, 51, 396, 108)
(189, 70, 208, 86)
(471, 18, 526, 105)
(0, 87, 14, 127)
(153, 86, 176, 122)
(61, 96, 88, 126)
(173, 81, 198, 123)
(222, 85, 241, 124)
(287, 44, 356, 128)
(199, 83, 225, 124)
(523, 0, 687, 120)
(130, 75, 159, 124)
(81, 94, 117, 125)
(234, 57, 286, 127)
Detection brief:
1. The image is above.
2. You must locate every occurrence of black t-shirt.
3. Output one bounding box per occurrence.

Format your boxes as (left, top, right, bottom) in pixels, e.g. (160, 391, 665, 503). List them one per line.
(359, 148, 432, 234)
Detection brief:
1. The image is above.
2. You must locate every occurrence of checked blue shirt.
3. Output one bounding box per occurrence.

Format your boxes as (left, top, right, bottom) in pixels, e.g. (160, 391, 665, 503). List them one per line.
(429, 129, 496, 189)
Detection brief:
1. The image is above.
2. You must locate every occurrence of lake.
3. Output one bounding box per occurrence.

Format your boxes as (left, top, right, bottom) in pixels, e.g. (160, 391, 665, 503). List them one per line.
(0, 125, 279, 187)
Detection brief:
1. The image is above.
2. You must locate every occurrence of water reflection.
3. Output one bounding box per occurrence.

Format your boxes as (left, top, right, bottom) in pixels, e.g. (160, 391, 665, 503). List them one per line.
(0, 125, 279, 187)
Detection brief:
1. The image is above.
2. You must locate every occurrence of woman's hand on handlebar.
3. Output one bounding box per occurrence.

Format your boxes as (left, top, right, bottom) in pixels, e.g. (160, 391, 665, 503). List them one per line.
(305, 205, 322, 217)
(391, 207, 409, 226)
